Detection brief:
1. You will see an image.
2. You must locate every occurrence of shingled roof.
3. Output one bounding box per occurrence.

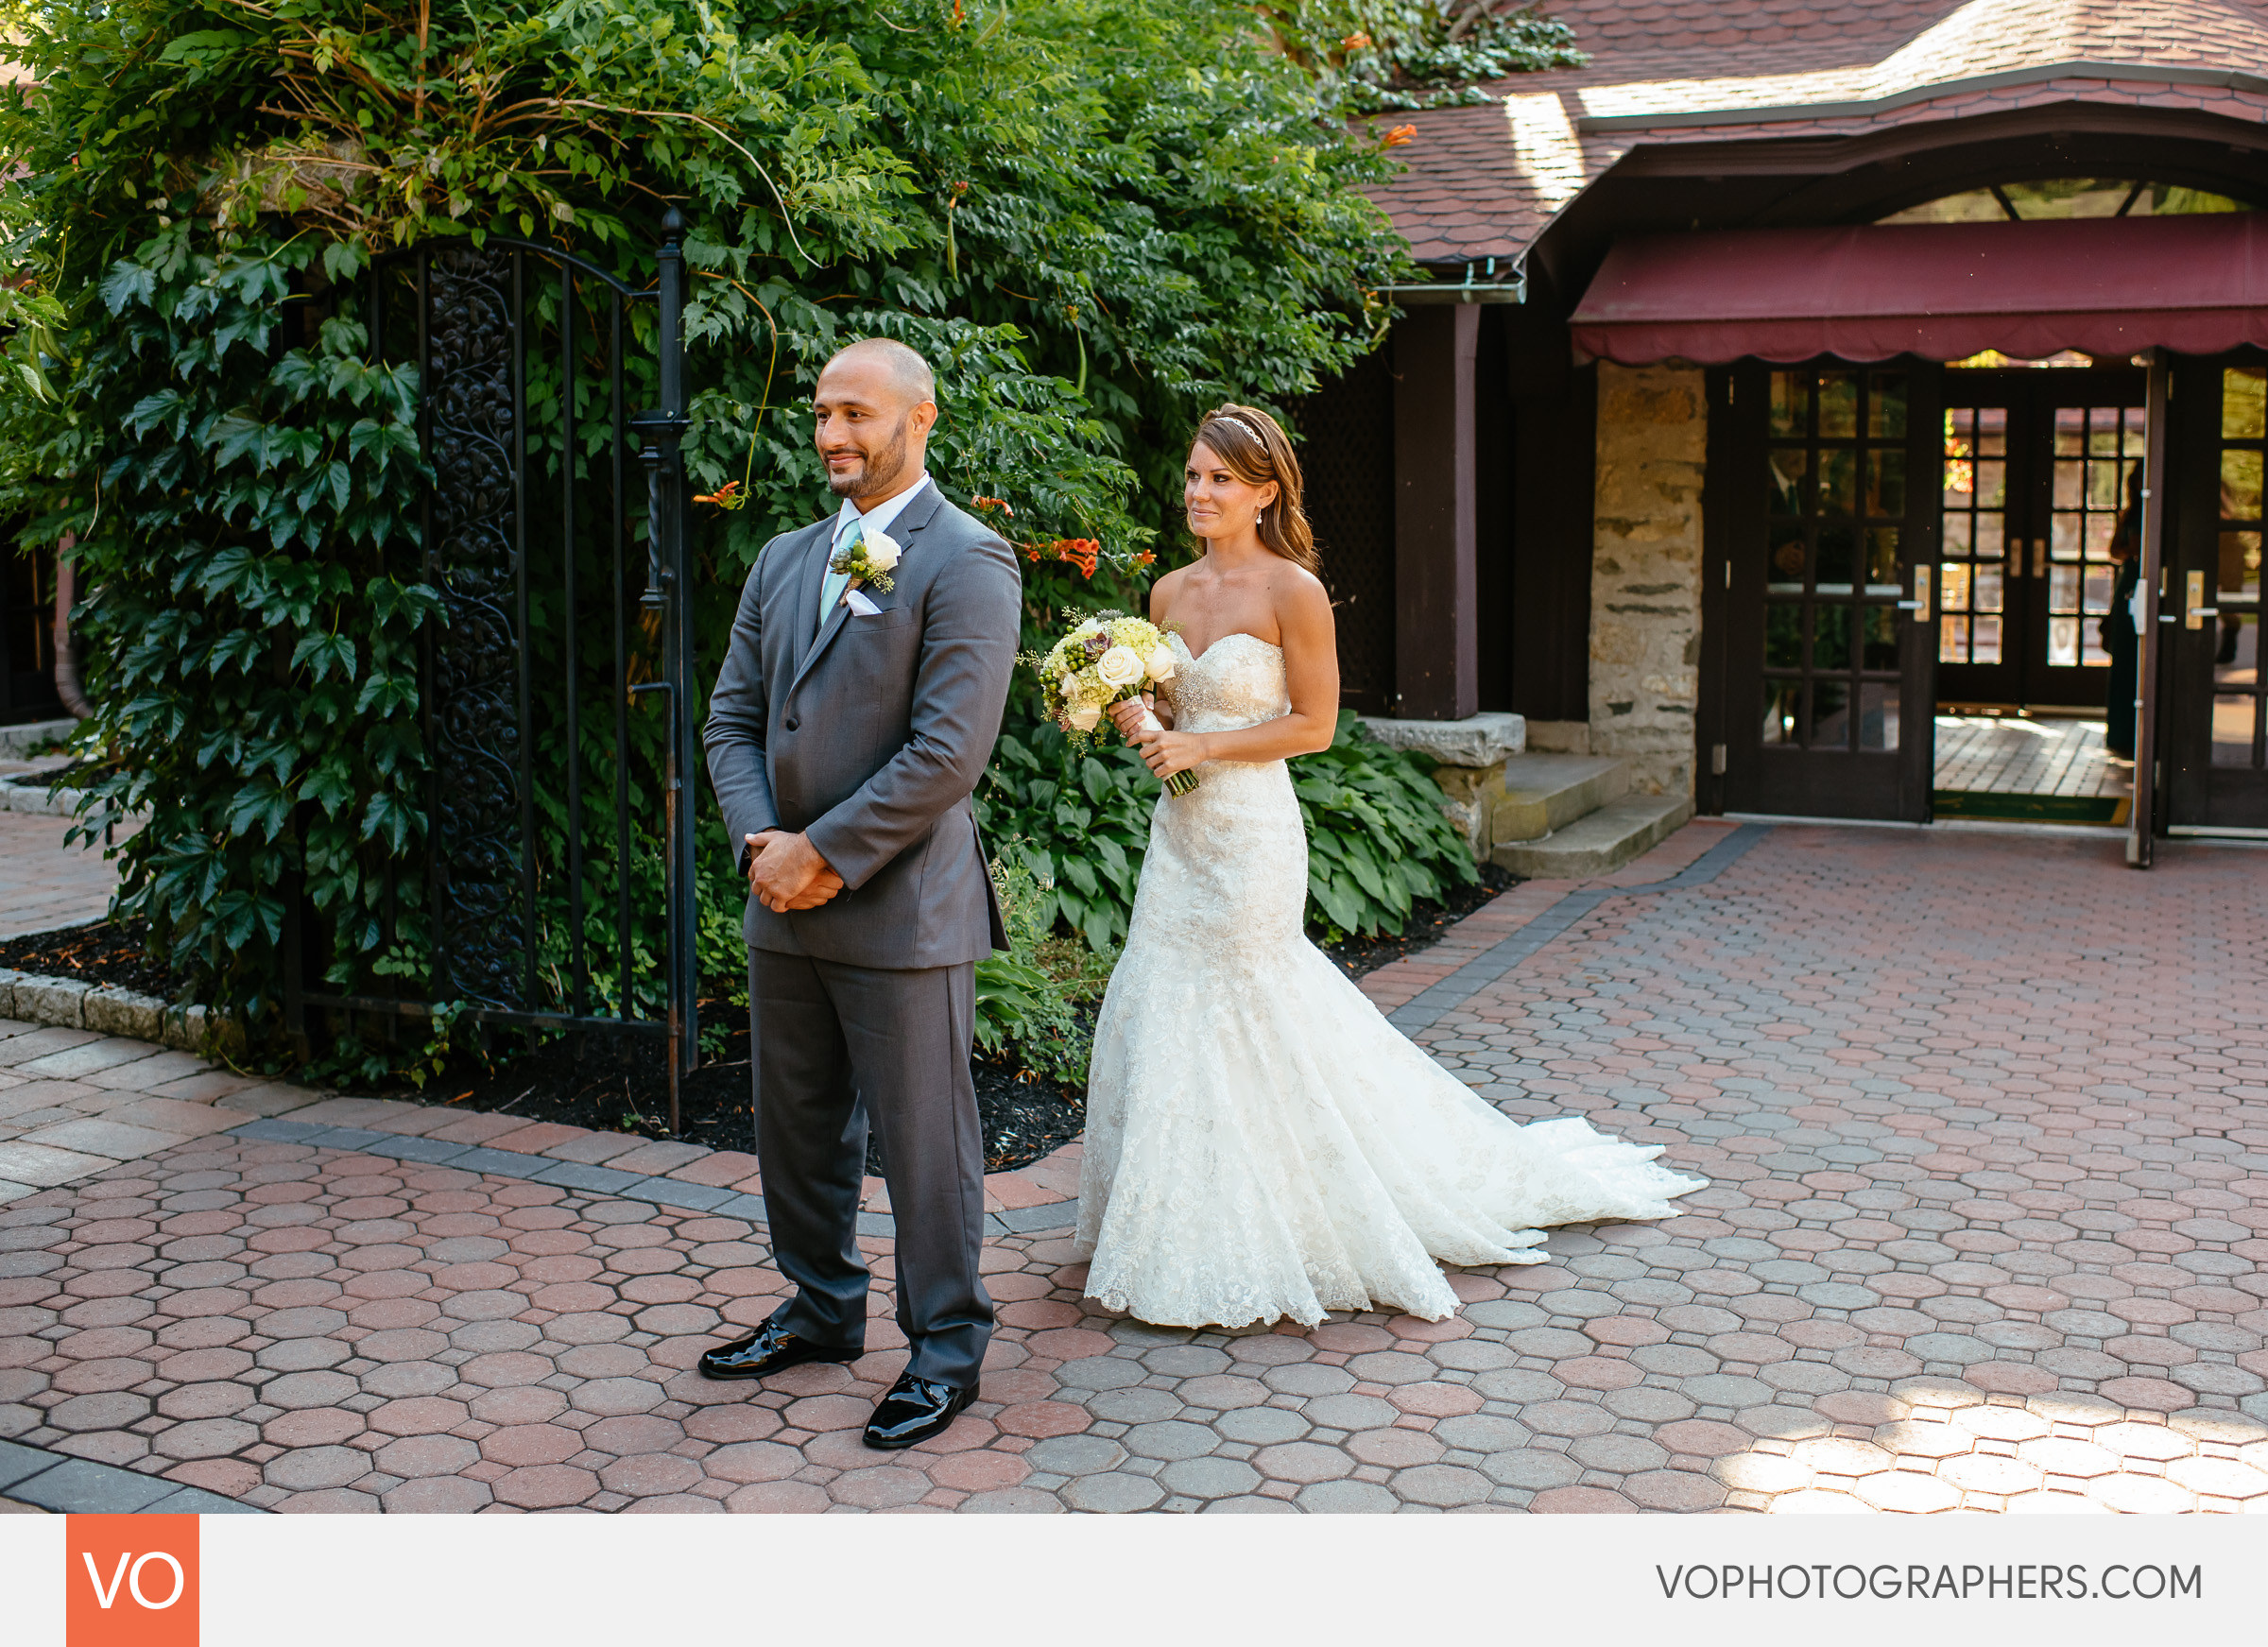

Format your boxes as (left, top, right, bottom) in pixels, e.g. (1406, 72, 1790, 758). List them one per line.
(1377, 0, 2268, 262)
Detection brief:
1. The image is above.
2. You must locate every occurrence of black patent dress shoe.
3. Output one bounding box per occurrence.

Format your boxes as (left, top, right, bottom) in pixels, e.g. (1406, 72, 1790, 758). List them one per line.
(863, 1373, 976, 1450)
(697, 1316, 862, 1381)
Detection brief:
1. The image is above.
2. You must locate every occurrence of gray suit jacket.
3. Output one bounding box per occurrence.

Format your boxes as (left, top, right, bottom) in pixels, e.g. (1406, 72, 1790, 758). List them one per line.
(703, 482, 1021, 969)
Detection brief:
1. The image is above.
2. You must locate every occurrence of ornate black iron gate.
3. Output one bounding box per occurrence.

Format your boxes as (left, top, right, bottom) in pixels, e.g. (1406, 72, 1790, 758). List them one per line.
(285, 212, 702, 1126)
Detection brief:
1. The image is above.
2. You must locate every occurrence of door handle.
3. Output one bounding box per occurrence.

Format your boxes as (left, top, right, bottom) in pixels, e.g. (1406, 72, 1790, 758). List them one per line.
(1898, 565, 1933, 620)
(2032, 539, 2048, 578)
(2186, 571, 2216, 628)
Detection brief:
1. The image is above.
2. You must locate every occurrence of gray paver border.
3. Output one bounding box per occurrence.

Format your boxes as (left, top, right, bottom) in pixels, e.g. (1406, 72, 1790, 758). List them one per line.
(0, 1438, 265, 1515)
(1386, 821, 1775, 1035)
(224, 1116, 1075, 1238)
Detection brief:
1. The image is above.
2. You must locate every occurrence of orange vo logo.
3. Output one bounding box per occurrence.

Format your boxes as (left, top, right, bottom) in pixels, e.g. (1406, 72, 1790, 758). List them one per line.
(65, 1516, 198, 1646)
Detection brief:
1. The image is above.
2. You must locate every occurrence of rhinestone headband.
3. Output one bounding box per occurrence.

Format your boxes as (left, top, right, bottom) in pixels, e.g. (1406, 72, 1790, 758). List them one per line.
(1203, 414, 1268, 450)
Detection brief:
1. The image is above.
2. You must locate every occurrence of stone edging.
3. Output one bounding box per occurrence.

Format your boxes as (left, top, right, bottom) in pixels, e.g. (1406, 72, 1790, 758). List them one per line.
(0, 1437, 262, 1515)
(0, 968, 228, 1055)
(226, 1114, 1085, 1239)
(0, 781, 87, 817)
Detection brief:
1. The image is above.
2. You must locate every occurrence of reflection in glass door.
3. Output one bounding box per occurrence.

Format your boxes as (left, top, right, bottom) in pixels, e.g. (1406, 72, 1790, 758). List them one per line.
(1760, 369, 1910, 757)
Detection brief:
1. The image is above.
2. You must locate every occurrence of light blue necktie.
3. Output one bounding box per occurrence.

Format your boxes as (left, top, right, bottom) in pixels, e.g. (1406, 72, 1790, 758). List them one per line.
(820, 510, 860, 626)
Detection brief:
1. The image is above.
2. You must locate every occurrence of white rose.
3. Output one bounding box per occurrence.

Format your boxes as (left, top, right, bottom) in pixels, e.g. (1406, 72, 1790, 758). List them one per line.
(1058, 673, 1080, 699)
(1095, 644, 1143, 689)
(1065, 702, 1103, 731)
(860, 529, 902, 572)
(1142, 643, 1176, 682)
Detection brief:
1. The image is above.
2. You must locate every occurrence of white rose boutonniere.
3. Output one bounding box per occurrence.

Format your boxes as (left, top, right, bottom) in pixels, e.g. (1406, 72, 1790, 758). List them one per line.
(831, 523, 902, 593)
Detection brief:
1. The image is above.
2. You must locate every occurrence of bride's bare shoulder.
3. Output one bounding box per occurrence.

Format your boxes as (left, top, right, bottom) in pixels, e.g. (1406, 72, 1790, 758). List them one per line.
(1147, 562, 1194, 625)
(1269, 560, 1332, 623)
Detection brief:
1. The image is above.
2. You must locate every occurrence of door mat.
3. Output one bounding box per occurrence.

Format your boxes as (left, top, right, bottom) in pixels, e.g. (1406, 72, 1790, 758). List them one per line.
(1933, 790, 2130, 825)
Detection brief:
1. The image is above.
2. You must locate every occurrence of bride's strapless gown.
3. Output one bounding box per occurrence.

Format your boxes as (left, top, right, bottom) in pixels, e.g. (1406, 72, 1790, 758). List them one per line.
(1075, 631, 1704, 1329)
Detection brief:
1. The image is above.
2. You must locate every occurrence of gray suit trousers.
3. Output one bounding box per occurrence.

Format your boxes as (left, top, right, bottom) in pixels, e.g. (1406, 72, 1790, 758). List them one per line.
(749, 948, 993, 1388)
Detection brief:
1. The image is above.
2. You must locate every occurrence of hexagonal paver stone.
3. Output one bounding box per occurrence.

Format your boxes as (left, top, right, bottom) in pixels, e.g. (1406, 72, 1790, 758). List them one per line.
(1214, 1407, 1309, 1446)
(1853, 1470, 1962, 1513)
(1482, 1449, 1580, 1490)
(1303, 1394, 1400, 1432)
(1025, 1434, 1125, 1477)
(265, 1446, 376, 1492)
(1123, 1421, 1218, 1463)
(1253, 1442, 1355, 1484)
(1385, 1463, 1490, 1507)
(1297, 1480, 1401, 1513)
(828, 1466, 929, 1509)
(1160, 1456, 1263, 1501)
(1062, 1471, 1165, 1513)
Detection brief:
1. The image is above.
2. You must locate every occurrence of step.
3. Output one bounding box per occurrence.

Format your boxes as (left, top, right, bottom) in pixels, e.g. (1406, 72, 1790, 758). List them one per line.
(1489, 755, 1630, 845)
(1492, 793, 1694, 879)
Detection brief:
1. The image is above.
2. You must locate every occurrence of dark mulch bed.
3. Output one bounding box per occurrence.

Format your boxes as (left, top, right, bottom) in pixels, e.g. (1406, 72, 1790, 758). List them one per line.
(0, 865, 1521, 1174)
(0, 918, 180, 999)
(382, 1005, 1087, 1176)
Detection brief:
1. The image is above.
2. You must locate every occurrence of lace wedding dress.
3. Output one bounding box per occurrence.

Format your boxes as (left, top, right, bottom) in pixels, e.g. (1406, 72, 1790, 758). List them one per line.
(1075, 631, 1703, 1329)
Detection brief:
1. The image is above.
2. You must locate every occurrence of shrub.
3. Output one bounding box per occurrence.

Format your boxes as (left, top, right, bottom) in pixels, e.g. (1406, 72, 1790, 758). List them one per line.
(973, 849, 1099, 1084)
(977, 708, 1474, 950)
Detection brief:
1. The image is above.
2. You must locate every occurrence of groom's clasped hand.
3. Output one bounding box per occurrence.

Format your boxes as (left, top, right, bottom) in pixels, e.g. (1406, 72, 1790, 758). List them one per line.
(742, 827, 843, 913)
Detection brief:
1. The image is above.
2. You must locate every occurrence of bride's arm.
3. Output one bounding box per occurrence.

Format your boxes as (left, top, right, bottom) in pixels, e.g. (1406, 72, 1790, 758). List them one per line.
(1131, 571, 1338, 778)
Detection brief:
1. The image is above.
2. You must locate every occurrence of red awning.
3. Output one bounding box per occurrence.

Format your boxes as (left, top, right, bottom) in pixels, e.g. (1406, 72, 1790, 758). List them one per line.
(1568, 214, 2268, 365)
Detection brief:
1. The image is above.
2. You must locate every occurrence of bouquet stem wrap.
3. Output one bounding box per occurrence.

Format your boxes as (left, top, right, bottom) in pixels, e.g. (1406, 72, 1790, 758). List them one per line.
(1135, 703, 1201, 797)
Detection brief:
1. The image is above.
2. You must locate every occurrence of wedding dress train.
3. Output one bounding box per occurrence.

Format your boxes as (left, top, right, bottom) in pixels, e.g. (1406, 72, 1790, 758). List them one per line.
(1075, 631, 1702, 1329)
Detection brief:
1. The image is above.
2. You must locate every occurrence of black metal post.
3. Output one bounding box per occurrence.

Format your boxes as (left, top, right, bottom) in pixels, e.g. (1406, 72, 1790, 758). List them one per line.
(636, 209, 698, 1133)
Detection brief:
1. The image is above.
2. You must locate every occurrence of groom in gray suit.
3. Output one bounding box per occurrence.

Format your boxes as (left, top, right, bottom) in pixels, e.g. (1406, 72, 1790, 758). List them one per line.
(699, 337, 1022, 1449)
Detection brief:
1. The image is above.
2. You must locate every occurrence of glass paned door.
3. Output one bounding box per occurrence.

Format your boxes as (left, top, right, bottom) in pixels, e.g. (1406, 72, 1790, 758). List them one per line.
(2039, 400, 2146, 691)
(1933, 369, 2146, 709)
(2210, 366, 2264, 771)
(2164, 355, 2268, 831)
(1714, 360, 1936, 821)
(1761, 368, 1910, 754)
(1937, 396, 2018, 703)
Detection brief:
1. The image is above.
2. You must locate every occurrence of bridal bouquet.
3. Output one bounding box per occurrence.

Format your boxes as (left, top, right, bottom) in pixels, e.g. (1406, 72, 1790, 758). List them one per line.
(1024, 609, 1200, 796)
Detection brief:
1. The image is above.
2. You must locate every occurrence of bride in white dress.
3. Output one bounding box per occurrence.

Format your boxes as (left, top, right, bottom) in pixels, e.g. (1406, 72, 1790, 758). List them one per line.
(1074, 403, 1702, 1330)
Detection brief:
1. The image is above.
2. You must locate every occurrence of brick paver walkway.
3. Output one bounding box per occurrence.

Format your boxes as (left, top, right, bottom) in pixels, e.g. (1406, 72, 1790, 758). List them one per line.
(0, 812, 121, 940)
(0, 821, 2263, 1512)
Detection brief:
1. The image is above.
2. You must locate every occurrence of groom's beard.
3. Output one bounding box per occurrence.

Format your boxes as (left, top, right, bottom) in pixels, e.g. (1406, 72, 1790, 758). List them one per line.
(828, 413, 913, 502)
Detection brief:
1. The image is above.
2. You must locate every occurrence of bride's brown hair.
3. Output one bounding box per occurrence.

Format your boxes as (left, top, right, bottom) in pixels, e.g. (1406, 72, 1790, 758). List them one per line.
(1191, 403, 1320, 576)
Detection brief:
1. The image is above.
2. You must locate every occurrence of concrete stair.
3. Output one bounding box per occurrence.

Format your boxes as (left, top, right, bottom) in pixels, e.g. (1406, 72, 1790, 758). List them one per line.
(1484, 753, 1693, 879)
(1490, 755, 1628, 843)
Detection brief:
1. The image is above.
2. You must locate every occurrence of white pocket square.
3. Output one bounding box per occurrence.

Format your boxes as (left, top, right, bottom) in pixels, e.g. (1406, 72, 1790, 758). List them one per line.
(844, 589, 882, 617)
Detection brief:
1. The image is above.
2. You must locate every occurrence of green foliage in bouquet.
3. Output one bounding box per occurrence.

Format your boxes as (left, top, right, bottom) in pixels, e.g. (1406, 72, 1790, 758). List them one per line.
(977, 710, 1475, 952)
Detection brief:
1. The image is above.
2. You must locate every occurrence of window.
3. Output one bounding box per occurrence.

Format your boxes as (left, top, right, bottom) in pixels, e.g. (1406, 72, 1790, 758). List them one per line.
(1878, 180, 2252, 227)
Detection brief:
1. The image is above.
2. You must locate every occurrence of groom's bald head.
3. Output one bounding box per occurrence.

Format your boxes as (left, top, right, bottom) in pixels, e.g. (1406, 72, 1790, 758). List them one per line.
(813, 339, 938, 503)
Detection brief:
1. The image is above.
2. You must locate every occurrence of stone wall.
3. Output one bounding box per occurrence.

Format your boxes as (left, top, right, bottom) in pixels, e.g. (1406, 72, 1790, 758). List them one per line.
(1589, 363, 1707, 798)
